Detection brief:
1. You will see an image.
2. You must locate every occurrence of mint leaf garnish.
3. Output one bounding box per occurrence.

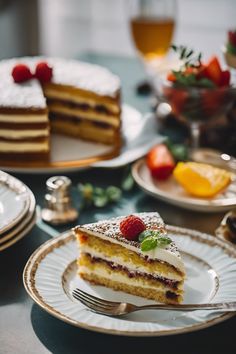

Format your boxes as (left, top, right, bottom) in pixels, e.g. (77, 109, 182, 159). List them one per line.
(139, 230, 172, 251)
(138, 230, 152, 242)
(171, 45, 202, 68)
(156, 237, 172, 248)
(141, 236, 157, 251)
(170, 45, 217, 89)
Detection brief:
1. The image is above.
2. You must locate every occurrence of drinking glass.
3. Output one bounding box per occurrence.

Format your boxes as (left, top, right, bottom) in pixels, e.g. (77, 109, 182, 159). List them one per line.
(130, 0, 177, 73)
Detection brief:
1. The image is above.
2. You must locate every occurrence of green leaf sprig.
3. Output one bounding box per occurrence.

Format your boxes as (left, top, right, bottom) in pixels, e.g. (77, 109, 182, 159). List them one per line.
(78, 183, 122, 208)
(77, 168, 134, 209)
(170, 45, 216, 88)
(138, 230, 172, 252)
(171, 71, 215, 88)
(121, 171, 134, 191)
(171, 45, 202, 69)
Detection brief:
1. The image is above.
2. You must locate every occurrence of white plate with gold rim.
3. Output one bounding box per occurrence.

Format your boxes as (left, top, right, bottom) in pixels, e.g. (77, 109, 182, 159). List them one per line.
(0, 170, 31, 234)
(0, 211, 36, 251)
(0, 187, 36, 245)
(23, 225, 236, 336)
(132, 159, 236, 213)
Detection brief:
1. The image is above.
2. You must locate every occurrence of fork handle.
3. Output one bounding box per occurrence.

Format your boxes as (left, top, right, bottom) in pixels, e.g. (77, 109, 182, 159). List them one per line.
(137, 302, 236, 312)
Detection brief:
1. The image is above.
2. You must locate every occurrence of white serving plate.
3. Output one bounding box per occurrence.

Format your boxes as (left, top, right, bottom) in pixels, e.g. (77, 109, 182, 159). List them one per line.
(23, 226, 236, 336)
(0, 171, 31, 234)
(0, 186, 36, 245)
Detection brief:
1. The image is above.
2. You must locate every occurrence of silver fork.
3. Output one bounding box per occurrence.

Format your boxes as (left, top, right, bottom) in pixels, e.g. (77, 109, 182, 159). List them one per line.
(72, 289, 236, 317)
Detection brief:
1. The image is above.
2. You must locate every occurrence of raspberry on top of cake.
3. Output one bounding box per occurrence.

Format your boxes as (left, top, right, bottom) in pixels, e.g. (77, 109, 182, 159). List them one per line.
(75, 212, 185, 304)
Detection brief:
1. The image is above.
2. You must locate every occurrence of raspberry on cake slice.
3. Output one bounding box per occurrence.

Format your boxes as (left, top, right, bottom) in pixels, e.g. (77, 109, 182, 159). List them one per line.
(74, 212, 185, 304)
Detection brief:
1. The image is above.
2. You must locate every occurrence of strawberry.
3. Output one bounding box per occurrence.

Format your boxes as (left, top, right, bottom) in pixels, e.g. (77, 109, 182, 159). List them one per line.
(220, 70, 230, 86)
(167, 72, 176, 82)
(203, 56, 222, 86)
(147, 144, 175, 180)
(12, 64, 33, 83)
(120, 215, 146, 240)
(35, 62, 53, 82)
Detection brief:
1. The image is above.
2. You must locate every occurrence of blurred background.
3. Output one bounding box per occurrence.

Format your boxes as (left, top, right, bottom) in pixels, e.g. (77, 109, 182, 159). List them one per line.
(0, 0, 236, 61)
(0, 0, 236, 155)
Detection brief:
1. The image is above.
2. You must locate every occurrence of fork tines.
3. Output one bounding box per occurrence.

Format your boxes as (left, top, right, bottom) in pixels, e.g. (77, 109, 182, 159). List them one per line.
(72, 288, 119, 315)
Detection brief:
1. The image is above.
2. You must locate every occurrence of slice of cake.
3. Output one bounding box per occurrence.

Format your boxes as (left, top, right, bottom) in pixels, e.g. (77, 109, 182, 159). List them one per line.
(0, 59, 50, 162)
(75, 212, 185, 304)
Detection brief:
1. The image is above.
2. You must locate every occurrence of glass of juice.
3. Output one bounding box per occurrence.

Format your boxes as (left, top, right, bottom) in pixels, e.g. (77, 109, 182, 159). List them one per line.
(130, 0, 177, 73)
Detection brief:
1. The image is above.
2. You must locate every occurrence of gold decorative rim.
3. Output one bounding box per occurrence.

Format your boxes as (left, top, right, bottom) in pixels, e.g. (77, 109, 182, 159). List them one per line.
(23, 226, 236, 336)
(0, 144, 120, 170)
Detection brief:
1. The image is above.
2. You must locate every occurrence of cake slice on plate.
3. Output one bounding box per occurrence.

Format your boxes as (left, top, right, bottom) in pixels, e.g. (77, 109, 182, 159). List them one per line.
(75, 212, 185, 304)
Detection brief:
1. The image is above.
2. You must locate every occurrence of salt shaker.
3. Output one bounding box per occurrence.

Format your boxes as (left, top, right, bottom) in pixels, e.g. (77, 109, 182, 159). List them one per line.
(41, 176, 78, 225)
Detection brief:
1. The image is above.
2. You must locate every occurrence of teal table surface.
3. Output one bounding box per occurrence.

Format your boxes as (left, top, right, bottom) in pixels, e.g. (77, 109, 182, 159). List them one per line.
(0, 54, 235, 354)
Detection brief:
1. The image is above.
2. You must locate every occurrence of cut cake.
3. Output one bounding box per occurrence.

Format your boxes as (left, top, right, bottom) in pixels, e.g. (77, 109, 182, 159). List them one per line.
(75, 212, 185, 304)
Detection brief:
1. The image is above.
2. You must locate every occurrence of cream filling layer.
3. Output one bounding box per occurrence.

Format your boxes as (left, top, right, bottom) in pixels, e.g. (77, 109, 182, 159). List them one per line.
(0, 140, 49, 152)
(79, 246, 183, 282)
(48, 104, 120, 128)
(79, 227, 185, 274)
(0, 129, 49, 139)
(0, 114, 48, 123)
(44, 87, 120, 114)
(79, 266, 173, 293)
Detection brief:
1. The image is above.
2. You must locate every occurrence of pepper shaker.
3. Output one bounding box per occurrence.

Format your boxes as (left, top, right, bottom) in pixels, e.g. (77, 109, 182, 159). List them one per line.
(41, 176, 78, 225)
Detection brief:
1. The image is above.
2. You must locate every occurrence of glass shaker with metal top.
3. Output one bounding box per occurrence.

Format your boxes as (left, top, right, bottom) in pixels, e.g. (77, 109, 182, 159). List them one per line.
(41, 176, 78, 225)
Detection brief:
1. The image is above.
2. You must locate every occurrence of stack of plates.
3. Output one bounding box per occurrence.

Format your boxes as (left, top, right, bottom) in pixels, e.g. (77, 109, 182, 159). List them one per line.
(0, 171, 36, 251)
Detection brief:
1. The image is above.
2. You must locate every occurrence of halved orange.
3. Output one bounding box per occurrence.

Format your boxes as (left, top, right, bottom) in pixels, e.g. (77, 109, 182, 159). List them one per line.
(173, 162, 232, 198)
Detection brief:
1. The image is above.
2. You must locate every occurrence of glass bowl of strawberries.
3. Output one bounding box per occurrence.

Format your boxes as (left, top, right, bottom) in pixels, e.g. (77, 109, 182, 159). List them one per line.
(154, 46, 236, 149)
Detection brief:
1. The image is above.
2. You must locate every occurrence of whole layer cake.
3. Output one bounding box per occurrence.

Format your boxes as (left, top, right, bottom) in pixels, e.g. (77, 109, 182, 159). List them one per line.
(0, 57, 121, 162)
(75, 212, 185, 304)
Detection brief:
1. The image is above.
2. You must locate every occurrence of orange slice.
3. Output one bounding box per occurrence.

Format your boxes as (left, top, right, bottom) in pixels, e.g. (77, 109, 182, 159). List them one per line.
(173, 162, 232, 198)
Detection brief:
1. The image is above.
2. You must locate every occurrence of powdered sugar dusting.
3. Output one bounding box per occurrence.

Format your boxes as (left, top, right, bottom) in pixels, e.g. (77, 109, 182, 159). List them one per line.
(0, 56, 120, 110)
(76, 212, 181, 261)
